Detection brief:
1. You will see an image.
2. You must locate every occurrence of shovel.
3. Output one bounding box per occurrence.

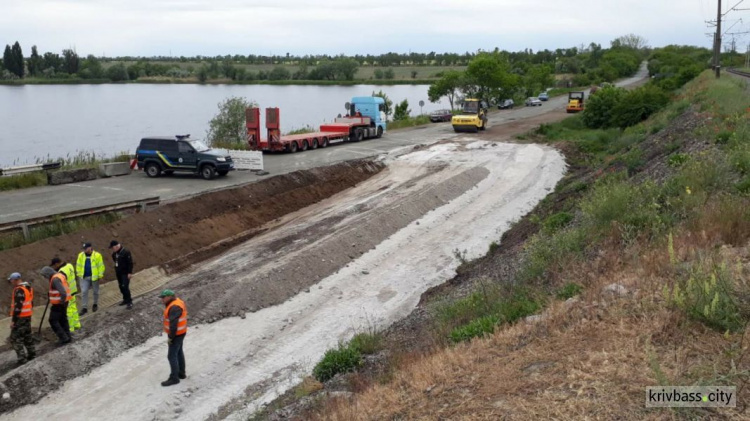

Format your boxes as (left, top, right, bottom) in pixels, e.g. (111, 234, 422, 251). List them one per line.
(37, 299, 50, 336)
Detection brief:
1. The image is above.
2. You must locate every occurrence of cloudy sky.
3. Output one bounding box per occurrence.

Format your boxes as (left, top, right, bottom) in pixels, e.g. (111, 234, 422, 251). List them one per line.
(0, 0, 745, 57)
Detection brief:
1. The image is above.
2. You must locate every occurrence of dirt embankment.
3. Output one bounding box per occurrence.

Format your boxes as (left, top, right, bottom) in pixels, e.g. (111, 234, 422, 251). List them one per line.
(0, 161, 383, 313)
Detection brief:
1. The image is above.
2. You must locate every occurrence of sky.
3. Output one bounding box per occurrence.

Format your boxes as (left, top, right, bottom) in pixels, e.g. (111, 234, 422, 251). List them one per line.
(0, 0, 746, 57)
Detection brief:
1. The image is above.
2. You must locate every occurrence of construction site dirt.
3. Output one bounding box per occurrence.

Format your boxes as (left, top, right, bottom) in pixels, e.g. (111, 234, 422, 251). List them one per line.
(0, 110, 570, 419)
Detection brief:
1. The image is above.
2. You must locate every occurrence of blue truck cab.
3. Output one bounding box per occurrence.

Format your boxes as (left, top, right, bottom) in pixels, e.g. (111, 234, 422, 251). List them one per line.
(349, 96, 387, 136)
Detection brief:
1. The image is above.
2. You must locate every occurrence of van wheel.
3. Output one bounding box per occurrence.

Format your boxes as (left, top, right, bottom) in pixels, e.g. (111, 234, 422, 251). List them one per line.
(301, 140, 309, 151)
(376, 127, 383, 138)
(201, 165, 216, 180)
(145, 162, 161, 178)
(289, 142, 298, 153)
(321, 137, 329, 148)
(312, 139, 319, 149)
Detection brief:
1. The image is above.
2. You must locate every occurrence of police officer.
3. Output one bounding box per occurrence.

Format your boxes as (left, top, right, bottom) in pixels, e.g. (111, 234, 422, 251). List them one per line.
(40, 266, 72, 345)
(8, 272, 35, 365)
(51, 257, 81, 332)
(160, 289, 187, 387)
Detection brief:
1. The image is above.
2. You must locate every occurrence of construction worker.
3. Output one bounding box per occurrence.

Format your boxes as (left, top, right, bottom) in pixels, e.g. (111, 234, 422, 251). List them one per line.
(8, 272, 35, 365)
(160, 289, 187, 387)
(76, 242, 105, 315)
(110, 240, 134, 310)
(51, 257, 81, 332)
(40, 266, 72, 345)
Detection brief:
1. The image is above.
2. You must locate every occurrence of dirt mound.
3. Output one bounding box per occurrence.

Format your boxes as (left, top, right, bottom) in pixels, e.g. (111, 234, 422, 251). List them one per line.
(0, 161, 383, 313)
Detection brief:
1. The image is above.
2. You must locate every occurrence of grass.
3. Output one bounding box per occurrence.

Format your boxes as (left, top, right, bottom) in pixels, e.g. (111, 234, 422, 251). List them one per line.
(0, 213, 121, 252)
(387, 115, 431, 130)
(0, 172, 48, 191)
(556, 282, 583, 300)
(312, 330, 383, 383)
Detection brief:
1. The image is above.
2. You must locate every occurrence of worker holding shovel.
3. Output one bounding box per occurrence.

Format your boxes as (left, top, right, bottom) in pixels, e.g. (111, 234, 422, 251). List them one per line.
(7, 272, 35, 365)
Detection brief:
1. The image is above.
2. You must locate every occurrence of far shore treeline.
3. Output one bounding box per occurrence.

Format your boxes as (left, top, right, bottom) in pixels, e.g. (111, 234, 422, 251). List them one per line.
(2, 36, 745, 86)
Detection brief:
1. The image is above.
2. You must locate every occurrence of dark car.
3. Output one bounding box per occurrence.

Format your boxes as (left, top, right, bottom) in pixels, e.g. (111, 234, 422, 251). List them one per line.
(498, 99, 515, 109)
(429, 109, 453, 122)
(135, 135, 234, 180)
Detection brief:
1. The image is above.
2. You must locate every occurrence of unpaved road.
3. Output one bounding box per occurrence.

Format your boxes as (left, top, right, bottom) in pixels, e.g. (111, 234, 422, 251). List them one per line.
(3, 139, 565, 420)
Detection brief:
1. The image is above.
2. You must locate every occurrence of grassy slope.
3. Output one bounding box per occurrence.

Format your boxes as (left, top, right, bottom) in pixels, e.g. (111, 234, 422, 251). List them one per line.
(305, 72, 750, 419)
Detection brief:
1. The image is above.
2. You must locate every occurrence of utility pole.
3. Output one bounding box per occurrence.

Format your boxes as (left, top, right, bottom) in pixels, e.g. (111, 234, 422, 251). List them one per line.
(714, 0, 722, 78)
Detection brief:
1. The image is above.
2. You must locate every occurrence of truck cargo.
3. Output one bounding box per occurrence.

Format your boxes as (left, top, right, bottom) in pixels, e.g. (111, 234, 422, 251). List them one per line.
(247, 96, 387, 152)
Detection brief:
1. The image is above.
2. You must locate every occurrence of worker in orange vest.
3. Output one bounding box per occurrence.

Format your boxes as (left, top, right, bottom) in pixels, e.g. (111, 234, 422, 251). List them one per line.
(8, 272, 35, 365)
(160, 289, 187, 387)
(40, 266, 72, 345)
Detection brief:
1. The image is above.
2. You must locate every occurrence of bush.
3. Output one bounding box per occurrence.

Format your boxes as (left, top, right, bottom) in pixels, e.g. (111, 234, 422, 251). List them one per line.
(582, 85, 627, 129)
(520, 227, 588, 281)
(542, 212, 573, 234)
(349, 332, 383, 355)
(393, 99, 410, 121)
(312, 342, 362, 382)
(206, 96, 256, 146)
(611, 85, 670, 128)
(450, 315, 499, 343)
(557, 283, 583, 300)
(106, 63, 129, 82)
(664, 256, 747, 332)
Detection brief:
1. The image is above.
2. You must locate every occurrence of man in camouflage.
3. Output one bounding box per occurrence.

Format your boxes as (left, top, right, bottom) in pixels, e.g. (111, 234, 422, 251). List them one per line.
(8, 272, 35, 365)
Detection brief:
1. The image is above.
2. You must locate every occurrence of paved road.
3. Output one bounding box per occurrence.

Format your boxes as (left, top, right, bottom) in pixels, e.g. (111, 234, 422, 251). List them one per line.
(0, 65, 648, 225)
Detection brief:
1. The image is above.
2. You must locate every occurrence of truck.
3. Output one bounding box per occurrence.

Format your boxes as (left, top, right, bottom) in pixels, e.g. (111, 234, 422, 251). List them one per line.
(566, 92, 585, 113)
(247, 96, 387, 152)
(451, 98, 488, 133)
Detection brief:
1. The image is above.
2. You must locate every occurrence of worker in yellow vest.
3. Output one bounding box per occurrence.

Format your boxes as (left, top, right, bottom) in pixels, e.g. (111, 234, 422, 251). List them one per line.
(160, 289, 187, 387)
(51, 257, 81, 332)
(8, 272, 35, 365)
(76, 242, 105, 315)
(40, 266, 72, 345)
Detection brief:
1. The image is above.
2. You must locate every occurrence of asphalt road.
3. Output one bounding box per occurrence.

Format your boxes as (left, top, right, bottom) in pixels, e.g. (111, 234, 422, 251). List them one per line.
(0, 65, 648, 225)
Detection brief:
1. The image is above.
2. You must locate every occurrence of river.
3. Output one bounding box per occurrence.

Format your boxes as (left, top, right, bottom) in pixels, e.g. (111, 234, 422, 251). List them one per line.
(0, 84, 441, 167)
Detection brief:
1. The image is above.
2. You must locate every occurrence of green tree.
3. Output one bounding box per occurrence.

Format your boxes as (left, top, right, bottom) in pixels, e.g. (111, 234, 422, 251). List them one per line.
(611, 85, 669, 128)
(81, 55, 103, 79)
(42, 52, 61, 73)
(11, 42, 24, 78)
(428, 70, 462, 110)
(411, 70, 418, 79)
(106, 63, 129, 82)
(269, 66, 291, 80)
(3, 45, 14, 76)
(27, 46, 42, 77)
(383, 68, 395, 79)
(462, 52, 517, 102)
(582, 85, 626, 128)
(206, 97, 256, 146)
(372, 90, 393, 121)
(374, 69, 384, 79)
(393, 99, 411, 121)
(333, 58, 359, 80)
(197, 65, 209, 82)
(62, 49, 79, 75)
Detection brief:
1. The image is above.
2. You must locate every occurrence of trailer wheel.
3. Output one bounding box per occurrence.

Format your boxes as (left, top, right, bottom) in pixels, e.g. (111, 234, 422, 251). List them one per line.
(301, 140, 309, 151)
(321, 137, 329, 148)
(376, 127, 383, 138)
(289, 141, 298, 153)
(311, 139, 318, 149)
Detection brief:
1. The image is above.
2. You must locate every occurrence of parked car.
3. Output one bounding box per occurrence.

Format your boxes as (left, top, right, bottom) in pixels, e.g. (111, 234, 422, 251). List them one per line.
(135, 134, 234, 180)
(498, 99, 515, 109)
(538, 92, 549, 101)
(525, 97, 542, 107)
(429, 109, 453, 122)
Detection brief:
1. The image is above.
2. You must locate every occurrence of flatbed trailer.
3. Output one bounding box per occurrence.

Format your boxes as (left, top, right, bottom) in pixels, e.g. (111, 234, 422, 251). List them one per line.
(247, 108, 383, 153)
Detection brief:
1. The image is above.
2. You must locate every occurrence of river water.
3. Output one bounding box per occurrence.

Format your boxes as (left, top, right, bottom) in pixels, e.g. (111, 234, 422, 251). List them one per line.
(0, 84, 441, 167)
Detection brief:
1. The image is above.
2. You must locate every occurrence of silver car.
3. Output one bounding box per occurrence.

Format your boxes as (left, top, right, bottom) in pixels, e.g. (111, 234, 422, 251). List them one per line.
(525, 97, 542, 107)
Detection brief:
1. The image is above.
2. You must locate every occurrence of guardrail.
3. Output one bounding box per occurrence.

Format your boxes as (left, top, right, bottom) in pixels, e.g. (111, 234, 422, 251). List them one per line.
(0, 197, 160, 241)
(0, 162, 62, 177)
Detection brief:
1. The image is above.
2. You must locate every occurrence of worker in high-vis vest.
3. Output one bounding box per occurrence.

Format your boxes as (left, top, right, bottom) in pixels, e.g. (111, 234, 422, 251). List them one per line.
(40, 266, 72, 345)
(51, 257, 81, 332)
(159, 289, 187, 387)
(76, 242, 105, 315)
(7, 272, 35, 365)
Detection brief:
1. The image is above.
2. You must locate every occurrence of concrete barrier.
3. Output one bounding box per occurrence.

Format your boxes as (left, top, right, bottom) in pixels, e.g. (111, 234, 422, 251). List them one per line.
(47, 168, 98, 185)
(99, 162, 132, 177)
